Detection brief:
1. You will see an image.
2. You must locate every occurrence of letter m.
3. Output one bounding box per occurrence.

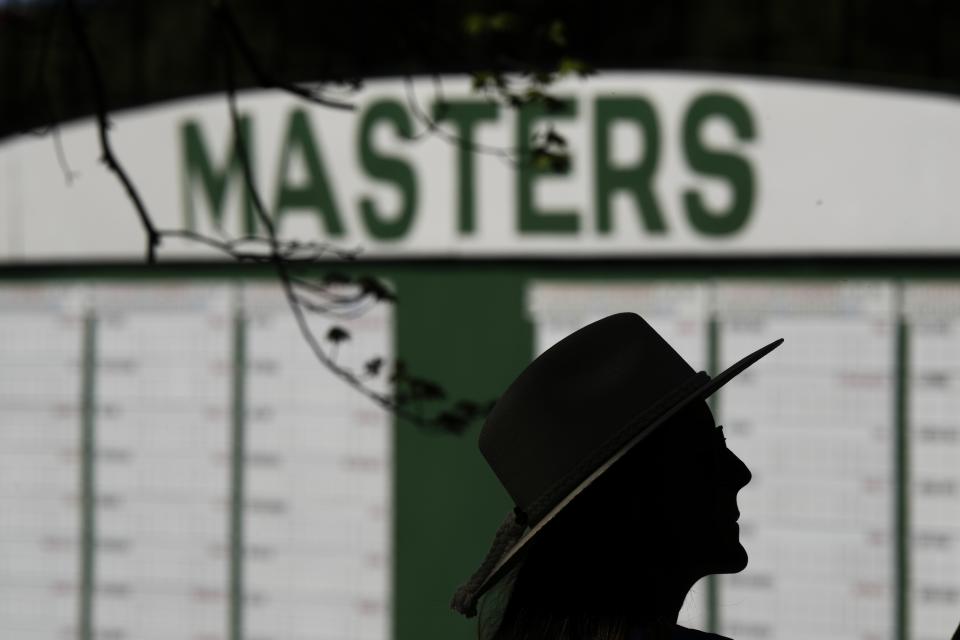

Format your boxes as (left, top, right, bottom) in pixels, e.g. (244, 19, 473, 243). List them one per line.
(181, 116, 258, 234)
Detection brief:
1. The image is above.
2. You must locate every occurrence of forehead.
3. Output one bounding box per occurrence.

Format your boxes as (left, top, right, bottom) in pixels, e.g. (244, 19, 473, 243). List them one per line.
(652, 400, 717, 452)
(628, 399, 716, 454)
(671, 399, 716, 432)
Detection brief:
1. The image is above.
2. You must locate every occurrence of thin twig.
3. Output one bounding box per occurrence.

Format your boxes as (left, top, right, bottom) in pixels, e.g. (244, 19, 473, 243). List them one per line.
(27, 2, 78, 185)
(403, 75, 520, 166)
(222, 45, 396, 413)
(291, 292, 378, 320)
(52, 127, 79, 185)
(214, 1, 355, 112)
(66, 0, 161, 263)
(288, 275, 368, 304)
(158, 229, 361, 263)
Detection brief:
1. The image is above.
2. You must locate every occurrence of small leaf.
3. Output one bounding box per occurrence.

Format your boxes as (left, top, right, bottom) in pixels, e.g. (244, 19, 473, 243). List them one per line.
(454, 400, 480, 417)
(524, 87, 547, 103)
(410, 378, 446, 401)
(532, 71, 553, 85)
(390, 360, 408, 382)
(463, 13, 486, 36)
(549, 152, 570, 173)
(546, 128, 567, 148)
(558, 56, 591, 76)
(358, 276, 397, 302)
(543, 95, 566, 113)
(364, 357, 383, 377)
(533, 149, 554, 171)
(326, 326, 350, 344)
(547, 20, 567, 47)
(471, 70, 493, 90)
(488, 12, 517, 32)
(435, 411, 469, 434)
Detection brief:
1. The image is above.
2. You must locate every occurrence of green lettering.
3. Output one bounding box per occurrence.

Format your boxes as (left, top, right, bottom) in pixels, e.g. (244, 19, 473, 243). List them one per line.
(683, 93, 756, 236)
(181, 116, 257, 234)
(358, 99, 418, 241)
(432, 100, 499, 234)
(517, 99, 579, 234)
(594, 96, 665, 234)
(273, 108, 344, 237)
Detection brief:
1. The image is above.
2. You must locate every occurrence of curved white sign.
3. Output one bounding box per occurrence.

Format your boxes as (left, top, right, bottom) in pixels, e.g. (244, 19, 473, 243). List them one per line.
(2, 73, 960, 261)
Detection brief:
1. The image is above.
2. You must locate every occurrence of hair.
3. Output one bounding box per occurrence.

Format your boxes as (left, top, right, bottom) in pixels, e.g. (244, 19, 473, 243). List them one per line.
(475, 412, 687, 640)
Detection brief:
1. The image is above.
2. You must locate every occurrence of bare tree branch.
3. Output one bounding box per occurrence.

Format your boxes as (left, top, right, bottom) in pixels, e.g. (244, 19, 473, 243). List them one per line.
(221, 42, 481, 433)
(54, 0, 494, 435)
(66, 0, 161, 263)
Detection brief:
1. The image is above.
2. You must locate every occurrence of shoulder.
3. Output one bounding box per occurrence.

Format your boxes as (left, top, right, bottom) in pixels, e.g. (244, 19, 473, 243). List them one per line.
(627, 625, 734, 640)
(673, 626, 733, 640)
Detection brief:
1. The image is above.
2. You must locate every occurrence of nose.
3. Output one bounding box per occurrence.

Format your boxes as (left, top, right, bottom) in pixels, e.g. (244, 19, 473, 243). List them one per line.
(724, 449, 752, 489)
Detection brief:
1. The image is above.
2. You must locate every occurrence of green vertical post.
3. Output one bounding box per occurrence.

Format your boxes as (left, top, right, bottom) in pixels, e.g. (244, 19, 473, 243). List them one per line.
(78, 312, 97, 640)
(393, 271, 530, 640)
(894, 295, 909, 640)
(229, 309, 247, 640)
(706, 314, 720, 634)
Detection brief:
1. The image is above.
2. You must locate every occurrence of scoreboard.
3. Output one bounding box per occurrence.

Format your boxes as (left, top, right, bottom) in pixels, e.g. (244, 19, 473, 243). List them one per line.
(0, 282, 392, 640)
(2, 273, 960, 640)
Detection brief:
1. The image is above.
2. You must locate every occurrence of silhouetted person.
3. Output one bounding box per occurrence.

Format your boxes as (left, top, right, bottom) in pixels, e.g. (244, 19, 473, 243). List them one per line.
(451, 313, 783, 640)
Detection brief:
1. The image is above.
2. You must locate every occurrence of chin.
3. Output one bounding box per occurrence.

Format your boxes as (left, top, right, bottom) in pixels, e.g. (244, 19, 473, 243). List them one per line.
(717, 541, 749, 574)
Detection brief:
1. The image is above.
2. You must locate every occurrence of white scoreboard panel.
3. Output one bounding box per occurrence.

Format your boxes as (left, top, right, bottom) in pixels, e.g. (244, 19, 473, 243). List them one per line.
(716, 283, 896, 640)
(904, 285, 960, 640)
(0, 286, 85, 639)
(91, 285, 234, 640)
(527, 281, 712, 630)
(242, 284, 392, 640)
(526, 280, 958, 640)
(0, 282, 393, 640)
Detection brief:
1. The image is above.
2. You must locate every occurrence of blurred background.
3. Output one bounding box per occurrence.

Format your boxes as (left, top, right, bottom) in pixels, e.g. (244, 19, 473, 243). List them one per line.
(2, 1, 960, 640)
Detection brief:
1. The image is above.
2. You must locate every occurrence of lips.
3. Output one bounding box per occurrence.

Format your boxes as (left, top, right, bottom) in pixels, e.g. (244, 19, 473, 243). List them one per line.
(713, 506, 740, 523)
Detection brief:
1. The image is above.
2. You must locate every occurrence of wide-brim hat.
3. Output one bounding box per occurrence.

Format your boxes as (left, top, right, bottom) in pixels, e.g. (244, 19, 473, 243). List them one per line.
(450, 312, 783, 617)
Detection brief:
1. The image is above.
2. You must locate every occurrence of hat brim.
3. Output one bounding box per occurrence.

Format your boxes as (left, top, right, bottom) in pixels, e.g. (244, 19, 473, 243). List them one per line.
(473, 337, 784, 598)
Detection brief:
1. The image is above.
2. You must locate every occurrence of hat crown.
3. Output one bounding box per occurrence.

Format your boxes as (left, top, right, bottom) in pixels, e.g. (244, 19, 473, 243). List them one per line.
(479, 313, 698, 516)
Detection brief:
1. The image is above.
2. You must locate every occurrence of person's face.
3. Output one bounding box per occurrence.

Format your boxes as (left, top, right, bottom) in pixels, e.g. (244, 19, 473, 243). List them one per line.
(620, 400, 753, 578)
(663, 400, 752, 574)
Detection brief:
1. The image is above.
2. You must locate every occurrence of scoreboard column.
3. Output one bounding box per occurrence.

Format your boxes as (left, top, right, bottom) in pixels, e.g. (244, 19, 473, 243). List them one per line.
(904, 285, 960, 640)
(0, 286, 84, 640)
(716, 283, 896, 640)
(92, 284, 233, 640)
(241, 284, 393, 640)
